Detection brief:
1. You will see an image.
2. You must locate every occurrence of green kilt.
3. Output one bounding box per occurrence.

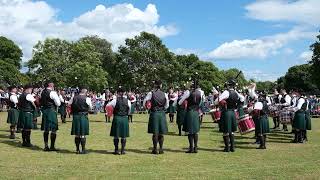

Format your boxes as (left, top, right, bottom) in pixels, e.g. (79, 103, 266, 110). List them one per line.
(293, 110, 306, 130)
(148, 111, 168, 134)
(7, 108, 19, 125)
(58, 105, 67, 116)
(305, 110, 311, 130)
(130, 103, 135, 115)
(33, 108, 41, 118)
(41, 108, 58, 132)
(17, 111, 34, 129)
(184, 109, 200, 134)
(255, 115, 270, 134)
(110, 115, 129, 138)
(168, 103, 176, 114)
(238, 107, 245, 119)
(71, 114, 89, 136)
(176, 106, 186, 126)
(220, 110, 237, 133)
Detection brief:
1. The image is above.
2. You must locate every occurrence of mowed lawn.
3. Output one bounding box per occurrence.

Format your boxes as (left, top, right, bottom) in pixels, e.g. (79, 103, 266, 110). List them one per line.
(0, 112, 319, 180)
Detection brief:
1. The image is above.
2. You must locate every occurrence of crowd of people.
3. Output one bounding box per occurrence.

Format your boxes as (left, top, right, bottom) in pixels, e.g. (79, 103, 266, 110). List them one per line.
(1, 78, 319, 155)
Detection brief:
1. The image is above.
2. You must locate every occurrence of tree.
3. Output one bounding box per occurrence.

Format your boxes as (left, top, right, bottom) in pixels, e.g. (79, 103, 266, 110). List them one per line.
(310, 31, 320, 88)
(256, 81, 276, 93)
(118, 32, 176, 91)
(28, 38, 108, 90)
(221, 68, 248, 89)
(0, 60, 22, 87)
(281, 64, 317, 93)
(0, 36, 23, 69)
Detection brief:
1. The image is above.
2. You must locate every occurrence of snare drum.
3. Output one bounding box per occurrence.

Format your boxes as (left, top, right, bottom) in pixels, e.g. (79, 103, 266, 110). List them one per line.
(145, 100, 152, 110)
(269, 105, 280, 117)
(209, 108, 221, 122)
(105, 105, 114, 117)
(280, 110, 292, 124)
(238, 114, 255, 135)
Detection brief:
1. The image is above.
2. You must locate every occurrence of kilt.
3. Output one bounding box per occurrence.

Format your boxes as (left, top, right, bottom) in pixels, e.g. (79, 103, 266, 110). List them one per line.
(33, 108, 41, 118)
(71, 114, 89, 135)
(305, 110, 311, 130)
(7, 108, 19, 125)
(110, 115, 129, 138)
(237, 107, 245, 119)
(293, 110, 306, 130)
(220, 109, 237, 133)
(184, 109, 200, 134)
(17, 111, 34, 129)
(168, 103, 176, 114)
(280, 110, 292, 124)
(255, 115, 270, 134)
(269, 105, 280, 117)
(176, 107, 186, 126)
(130, 103, 135, 115)
(58, 105, 67, 116)
(41, 108, 58, 132)
(148, 111, 168, 134)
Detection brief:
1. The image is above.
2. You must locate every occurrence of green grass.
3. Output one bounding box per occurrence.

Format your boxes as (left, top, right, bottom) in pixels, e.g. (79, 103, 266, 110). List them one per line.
(0, 112, 319, 180)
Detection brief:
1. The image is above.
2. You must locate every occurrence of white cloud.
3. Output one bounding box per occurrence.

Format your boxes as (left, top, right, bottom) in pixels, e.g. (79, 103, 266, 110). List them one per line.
(207, 28, 316, 60)
(243, 69, 280, 81)
(299, 51, 313, 62)
(0, 0, 178, 61)
(245, 0, 320, 26)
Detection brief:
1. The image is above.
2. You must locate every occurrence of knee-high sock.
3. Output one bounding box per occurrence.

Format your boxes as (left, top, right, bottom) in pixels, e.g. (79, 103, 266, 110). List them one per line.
(152, 135, 158, 150)
(121, 138, 126, 152)
(80, 137, 86, 152)
(113, 138, 119, 152)
(188, 134, 193, 149)
(75, 137, 80, 151)
(158, 135, 164, 150)
(193, 134, 198, 148)
(43, 132, 49, 147)
(26, 130, 31, 144)
(50, 133, 56, 148)
(229, 134, 235, 151)
(22, 130, 26, 144)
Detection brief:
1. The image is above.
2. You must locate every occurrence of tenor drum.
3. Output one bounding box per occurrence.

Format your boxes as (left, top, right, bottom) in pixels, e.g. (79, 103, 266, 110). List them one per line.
(105, 105, 114, 117)
(238, 114, 255, 135)
(209, 108, 221, 122)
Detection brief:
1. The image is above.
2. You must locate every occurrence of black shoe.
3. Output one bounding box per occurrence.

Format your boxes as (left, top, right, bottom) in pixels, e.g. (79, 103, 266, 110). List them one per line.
(113, 150, 120, 155)
(50, 147, 58, 151)
(159, 149, 164, 154)
(9, 134, 15, 139)
(44, 146, 50, 151)
(25, 143, 33, 147)
(80, 150, 87, 154)
(193, 147, 198, 153)
(121, 150, 126, 155)
(151, 149, 158, 154)
(186, 147, 194, 153)
(76, 150, 81, 154)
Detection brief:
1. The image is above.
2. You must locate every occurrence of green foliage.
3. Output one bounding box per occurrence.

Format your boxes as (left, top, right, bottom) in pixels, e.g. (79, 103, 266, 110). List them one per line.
(256, 81, 276, 93)
(310, 32, 320, 87)
(0, 36, 22, 69)
(221, 68, 247, 88)
(0, 60, 22, 86)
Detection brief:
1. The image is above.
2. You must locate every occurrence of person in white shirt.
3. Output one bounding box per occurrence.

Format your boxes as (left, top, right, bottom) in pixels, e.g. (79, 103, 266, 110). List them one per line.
(128, 91, 136, 123)
(17, 85, 36, 147)
(69, 87, 92, 154)
(143, 80, 169, 155)
(40, 81, 61, 151)
(7, 86, 19, 139)
(214, 80, 244, 153)
(292, 92, 310, 143)
(168, 87, 178, 123)
(279, 89, 292, 132)
(108, 86, 131, 155)
(58, 90, 68, 123)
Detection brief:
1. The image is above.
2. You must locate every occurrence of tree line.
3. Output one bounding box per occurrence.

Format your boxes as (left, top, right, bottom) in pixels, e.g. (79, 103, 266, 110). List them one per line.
(0, 31, 319, 94)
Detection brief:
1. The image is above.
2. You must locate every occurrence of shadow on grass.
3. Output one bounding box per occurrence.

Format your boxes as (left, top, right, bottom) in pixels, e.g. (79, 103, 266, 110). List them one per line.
(167, 132, 181, 136)
(87, 149, 113, 155)
(0, 134, 9, 139)
(0, 129, 10, 132)
(130, 120, 147, 124)
(0, 140, 43, 151)
(201, 126, 215, 129)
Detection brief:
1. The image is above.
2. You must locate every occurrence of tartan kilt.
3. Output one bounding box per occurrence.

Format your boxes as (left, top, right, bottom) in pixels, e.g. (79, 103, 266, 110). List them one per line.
(280, 110, 292, 124)
(71, 114, 89, 135)
(184, 109, 200, 134)
(7, 108, 19, 125)
(110, 115, 129, 138)
(293, 110, 306, 130)
(17, 111, 34, 129)
(220, 109, 237, 133)
(148, 111, 168, 134)
(41, 108, 58, 132)
(255, 115, 270, 134)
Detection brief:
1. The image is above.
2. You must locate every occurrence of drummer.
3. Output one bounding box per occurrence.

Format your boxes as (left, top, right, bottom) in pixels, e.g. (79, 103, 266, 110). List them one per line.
(248, 84, 270, 149)
(272, 90, 281, 129)
(279, 89, 292, 131)
(214, 79, 244, 152)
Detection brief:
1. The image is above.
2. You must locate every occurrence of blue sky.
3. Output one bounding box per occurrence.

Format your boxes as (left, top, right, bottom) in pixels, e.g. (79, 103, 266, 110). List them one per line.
(0, 0, 319, 81)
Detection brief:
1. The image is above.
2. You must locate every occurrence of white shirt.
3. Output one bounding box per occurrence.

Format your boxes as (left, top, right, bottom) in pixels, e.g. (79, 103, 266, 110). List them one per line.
(214, 89, 244, 105)
(294, 98, 309, 111)
(26, 94, 36, 103)
(46, 88, 61, 107)
(143, 91, 169, 109)
(281, 94, 292, 107)
(9, 93, 18, 105)
(129, 95, 137, 103)
(107, 96, 132, 114)
(59, 95, 68, 104)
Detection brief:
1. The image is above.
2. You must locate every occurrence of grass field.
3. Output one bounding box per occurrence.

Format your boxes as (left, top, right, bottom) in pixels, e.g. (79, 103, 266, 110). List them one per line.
(0, 112, 319, 180)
